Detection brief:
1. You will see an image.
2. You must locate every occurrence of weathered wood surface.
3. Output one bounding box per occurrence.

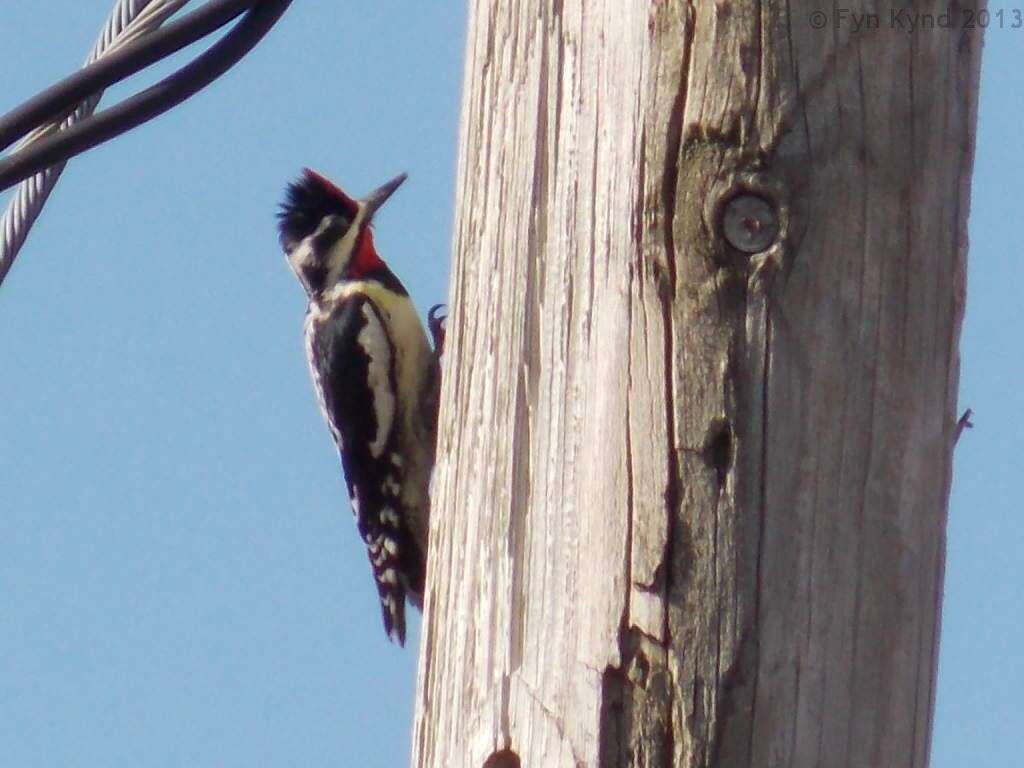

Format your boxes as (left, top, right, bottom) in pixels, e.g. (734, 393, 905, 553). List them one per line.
(413, 2, 983, 766)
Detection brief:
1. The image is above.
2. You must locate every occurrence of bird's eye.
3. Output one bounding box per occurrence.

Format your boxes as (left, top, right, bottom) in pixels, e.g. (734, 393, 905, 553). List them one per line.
(311, 216, 350, 251)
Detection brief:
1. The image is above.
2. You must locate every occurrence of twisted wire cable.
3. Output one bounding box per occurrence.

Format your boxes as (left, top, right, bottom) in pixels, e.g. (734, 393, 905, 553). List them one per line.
(0, 0, 190, 285)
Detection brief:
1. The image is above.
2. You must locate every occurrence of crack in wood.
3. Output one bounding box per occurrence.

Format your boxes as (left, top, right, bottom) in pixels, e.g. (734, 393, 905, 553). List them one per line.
(742, 290, 772, 768)
(519, 679, 586, 766)
(599, 628, 674, 768)
(661, 4, 695, 765)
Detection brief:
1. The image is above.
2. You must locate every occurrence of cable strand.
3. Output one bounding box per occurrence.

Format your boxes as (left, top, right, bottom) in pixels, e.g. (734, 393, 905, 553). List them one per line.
(0, 0, 254, 153)
(0, 2, 291, 195)
(0, 0, 191, 284)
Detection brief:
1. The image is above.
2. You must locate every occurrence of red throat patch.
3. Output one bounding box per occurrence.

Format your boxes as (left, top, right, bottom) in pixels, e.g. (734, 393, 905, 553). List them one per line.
(349, 228, 384, 277)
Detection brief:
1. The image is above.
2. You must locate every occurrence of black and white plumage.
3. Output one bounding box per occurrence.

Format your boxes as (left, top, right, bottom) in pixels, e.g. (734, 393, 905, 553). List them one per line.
(278, 169, 440, 645)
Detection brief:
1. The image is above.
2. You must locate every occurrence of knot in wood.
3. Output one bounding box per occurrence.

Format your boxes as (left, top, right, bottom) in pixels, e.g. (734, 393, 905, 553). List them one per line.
(482, 749, 521, 768)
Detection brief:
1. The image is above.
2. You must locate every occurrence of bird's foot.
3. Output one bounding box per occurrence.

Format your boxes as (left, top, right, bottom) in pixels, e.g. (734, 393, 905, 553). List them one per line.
(428, 304, 447, 357)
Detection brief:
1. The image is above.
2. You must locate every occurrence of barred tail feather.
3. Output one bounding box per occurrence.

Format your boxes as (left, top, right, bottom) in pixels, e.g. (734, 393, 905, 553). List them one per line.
(378, 578, 407, 646)
(365, 522, 415, 646)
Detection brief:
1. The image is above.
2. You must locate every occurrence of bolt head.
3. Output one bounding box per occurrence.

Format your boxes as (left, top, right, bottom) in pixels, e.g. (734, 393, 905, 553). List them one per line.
(721, 193, 779, 253)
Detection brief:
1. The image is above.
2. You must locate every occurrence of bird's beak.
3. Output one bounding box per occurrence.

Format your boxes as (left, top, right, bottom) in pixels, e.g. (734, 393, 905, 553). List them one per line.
(362, 172, 408, 220)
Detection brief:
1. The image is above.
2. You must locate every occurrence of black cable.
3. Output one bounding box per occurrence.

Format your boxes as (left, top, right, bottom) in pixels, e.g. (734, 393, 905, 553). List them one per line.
(0, 0, 255, 153)
(0, 0, 293, 193)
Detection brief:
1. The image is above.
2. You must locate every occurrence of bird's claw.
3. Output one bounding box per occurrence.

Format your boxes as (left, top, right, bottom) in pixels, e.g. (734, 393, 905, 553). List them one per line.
(428, 303, 447, 355)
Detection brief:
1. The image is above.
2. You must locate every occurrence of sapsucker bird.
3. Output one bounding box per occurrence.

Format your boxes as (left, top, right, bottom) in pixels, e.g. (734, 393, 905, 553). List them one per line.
(277, 169, 442, 645)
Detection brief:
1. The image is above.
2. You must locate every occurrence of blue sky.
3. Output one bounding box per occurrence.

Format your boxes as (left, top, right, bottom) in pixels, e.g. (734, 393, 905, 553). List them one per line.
(0, 4, 1018, 767)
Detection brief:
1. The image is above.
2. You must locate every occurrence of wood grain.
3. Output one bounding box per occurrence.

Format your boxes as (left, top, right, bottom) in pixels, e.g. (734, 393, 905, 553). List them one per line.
(413, 2, 983, 766)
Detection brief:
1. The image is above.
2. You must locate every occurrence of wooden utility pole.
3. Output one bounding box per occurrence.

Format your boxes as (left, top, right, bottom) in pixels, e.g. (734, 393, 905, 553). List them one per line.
(413, 2, 983, 766)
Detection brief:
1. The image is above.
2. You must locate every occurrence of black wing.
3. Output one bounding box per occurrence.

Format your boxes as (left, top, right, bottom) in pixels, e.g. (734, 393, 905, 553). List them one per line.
(309, 294, 423, 645)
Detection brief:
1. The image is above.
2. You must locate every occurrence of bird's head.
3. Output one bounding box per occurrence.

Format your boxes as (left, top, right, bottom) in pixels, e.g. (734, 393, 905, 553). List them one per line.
(277, 169, 406, 298)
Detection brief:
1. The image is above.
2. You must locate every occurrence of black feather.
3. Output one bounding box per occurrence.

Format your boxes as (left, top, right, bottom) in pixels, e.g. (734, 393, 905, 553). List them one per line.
(310, 294, 424, 645)
(277, 169, 360, 251)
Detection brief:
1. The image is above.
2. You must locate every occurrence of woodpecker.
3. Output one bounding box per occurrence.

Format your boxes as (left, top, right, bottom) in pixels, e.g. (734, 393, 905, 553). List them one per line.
(277, 168, 442, 645)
